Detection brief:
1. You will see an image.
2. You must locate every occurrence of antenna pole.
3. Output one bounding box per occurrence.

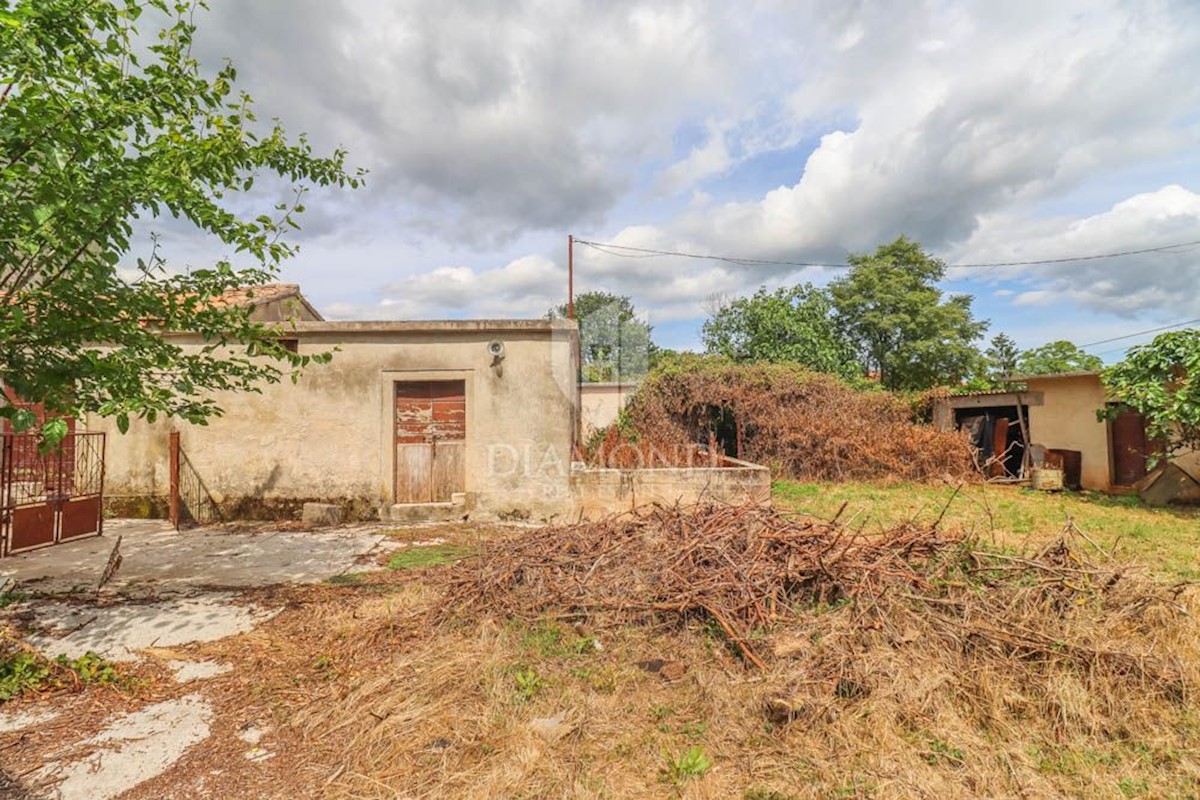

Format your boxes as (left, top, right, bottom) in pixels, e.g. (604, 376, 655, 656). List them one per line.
(567, 234, 575, 319)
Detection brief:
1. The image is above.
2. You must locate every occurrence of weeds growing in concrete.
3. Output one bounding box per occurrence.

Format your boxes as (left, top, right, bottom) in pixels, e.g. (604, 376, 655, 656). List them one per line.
(387, 545, 473, 570)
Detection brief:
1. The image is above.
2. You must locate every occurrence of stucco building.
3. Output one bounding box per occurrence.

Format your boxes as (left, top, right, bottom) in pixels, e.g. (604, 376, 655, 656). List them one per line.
(933, 371, 1159, 492)
(89, 286, 582, 522)
(579, 381, 638, 438)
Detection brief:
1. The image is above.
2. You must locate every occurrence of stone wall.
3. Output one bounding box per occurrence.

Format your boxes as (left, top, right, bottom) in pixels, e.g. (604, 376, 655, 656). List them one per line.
(570, 456, 771, 518)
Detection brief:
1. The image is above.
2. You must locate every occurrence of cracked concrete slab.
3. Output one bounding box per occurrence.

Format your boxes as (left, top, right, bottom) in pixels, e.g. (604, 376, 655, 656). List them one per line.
(168, 659, 233, 683)
(32, 694, 212, 800)
(26, 595, 279, 661)
(0, 707, 59, 734)
(0, 519, 396, 595)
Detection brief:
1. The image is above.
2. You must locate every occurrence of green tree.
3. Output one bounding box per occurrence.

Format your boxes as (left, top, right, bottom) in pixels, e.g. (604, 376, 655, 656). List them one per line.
(1015, 340, 1103, 376)
(829, 237, 987, 391)
(1101, 330, 1200, 460)
(0, 0, 361, 441)
(986, 333, 1020, 380)
(701, 284, 860, 380)
(550, 291, 654, 382)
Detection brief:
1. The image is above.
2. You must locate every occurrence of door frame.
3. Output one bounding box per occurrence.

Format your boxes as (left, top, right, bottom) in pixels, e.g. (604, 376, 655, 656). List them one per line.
(379, 369, 474, 505)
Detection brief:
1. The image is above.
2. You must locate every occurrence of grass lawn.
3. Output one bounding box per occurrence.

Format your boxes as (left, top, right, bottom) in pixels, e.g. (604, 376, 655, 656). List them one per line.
(772, 479, 1200, 579)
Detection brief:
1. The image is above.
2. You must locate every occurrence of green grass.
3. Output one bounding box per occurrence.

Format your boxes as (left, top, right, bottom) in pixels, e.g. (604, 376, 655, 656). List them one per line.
(772, 480, 1200, 579)
(661, 745, 712, 787)
(512, 666, 544, 701)
(387, 544, 474, 570)
(520, 621, 598, 659)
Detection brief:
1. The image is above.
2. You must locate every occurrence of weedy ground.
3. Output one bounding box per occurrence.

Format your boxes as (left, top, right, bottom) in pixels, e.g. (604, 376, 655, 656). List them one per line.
(772, 480, 1200, 580)
(2, 489, 1198, 799)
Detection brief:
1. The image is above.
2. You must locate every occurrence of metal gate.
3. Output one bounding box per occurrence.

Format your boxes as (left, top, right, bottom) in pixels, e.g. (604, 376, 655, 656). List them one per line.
(1, 432, 105, 557)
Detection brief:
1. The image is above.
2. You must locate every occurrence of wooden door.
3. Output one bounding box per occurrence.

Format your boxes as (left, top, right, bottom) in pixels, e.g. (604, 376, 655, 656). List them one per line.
(394, 381, 466, 503)
(1110, 408, 1151, 486)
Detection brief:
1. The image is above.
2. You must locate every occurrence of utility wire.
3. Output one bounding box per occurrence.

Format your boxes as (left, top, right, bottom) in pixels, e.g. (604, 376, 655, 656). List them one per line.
(575, 237, 1200, 270)
(1078, 317, 1200, 349)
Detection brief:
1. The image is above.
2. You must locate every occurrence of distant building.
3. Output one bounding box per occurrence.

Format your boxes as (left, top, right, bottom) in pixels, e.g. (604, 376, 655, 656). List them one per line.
(579, 381, 639, 438)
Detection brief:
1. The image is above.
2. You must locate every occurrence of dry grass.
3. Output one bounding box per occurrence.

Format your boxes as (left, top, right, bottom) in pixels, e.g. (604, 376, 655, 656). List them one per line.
(288, 506, 1200, 799)
(11, 508, 1193, 798)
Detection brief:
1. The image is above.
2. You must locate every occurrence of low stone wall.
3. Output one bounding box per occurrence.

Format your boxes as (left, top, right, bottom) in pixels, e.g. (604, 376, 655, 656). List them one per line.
(103, 493, 380, 523)
(108, 461, 773, 524)
(570, 457, 771, 518)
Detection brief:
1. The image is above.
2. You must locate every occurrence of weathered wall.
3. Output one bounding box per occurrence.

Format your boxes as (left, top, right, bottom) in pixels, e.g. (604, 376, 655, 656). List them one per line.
(88, 320, 580, 522)
(570, 457, 772, 519)
(1024, 374, 1111, 491)
(579, 382, 638, 437)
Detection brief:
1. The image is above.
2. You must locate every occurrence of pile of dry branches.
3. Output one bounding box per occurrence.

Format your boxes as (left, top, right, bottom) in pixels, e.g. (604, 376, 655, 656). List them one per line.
(591, 359, 976, 481)
(443, 501, 1193, 692)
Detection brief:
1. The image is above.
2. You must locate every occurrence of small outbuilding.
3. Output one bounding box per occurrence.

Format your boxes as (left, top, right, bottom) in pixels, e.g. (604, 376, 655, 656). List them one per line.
(579, 381, 638, 438)
(934, 371, 1165, 493)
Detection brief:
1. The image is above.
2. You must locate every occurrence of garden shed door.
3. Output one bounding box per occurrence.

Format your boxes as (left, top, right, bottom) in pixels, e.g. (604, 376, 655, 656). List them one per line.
(1110, 408, 1151, 487)
(394, 380, 466, 503)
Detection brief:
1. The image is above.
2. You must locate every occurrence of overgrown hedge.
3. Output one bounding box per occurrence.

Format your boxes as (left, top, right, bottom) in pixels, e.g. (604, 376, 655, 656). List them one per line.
(587, 355, 975, 482)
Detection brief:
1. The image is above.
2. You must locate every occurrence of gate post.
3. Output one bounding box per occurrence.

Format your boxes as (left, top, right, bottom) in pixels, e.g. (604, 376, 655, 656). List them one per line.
(168, 431, 180, 530)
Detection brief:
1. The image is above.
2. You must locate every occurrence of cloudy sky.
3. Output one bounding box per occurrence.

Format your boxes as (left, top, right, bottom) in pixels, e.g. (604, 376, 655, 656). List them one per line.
(154, 0, 1200, 357)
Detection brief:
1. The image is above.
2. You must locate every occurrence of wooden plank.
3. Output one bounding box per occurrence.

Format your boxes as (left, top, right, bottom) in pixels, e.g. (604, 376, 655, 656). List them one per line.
(395, 443, 433, 503)
(991, 417, 1010, 477)
(431, 441, 466, 501)
(394, 380, 466, 503)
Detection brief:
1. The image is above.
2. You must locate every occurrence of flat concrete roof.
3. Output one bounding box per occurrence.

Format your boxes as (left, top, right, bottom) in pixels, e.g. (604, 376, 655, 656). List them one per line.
(292, 319, 578, 333)
(938, 390, 1043, 407)
(1008, 370, 1101, 382)
(160, 318, 578, 339)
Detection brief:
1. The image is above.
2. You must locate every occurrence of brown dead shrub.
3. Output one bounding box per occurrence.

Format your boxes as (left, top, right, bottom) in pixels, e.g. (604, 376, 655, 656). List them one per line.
(586, 358, 975, 481)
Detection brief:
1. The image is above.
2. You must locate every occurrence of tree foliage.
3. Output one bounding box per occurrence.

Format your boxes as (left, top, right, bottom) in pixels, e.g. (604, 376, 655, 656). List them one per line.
(551, 291, 654, 382)
(829, 237, 986, 391)
(0, 0, 361, 441)
(1015, 340, 1103, 376)
(701, 284, 859, 380)
(985, 333, 1020, 381)
(1101, 330, 1200, 459)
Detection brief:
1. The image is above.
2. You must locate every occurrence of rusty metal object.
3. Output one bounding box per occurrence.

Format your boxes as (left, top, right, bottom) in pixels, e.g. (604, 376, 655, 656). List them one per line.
(169, 431, 181, 529)
(1, 432, 105, 556)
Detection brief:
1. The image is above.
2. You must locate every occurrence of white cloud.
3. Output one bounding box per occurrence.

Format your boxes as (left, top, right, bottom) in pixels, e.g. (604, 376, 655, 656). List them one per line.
(134, 0, 1200, 332)
(347, 255, 564, 319)
(1012, 290, 1054, 306)
(964, 185, 1200, 316)
(192, 0, 752, 243)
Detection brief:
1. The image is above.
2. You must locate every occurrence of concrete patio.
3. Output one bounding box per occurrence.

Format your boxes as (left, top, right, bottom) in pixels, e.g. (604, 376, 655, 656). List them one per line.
(0, 519, 398, 595)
